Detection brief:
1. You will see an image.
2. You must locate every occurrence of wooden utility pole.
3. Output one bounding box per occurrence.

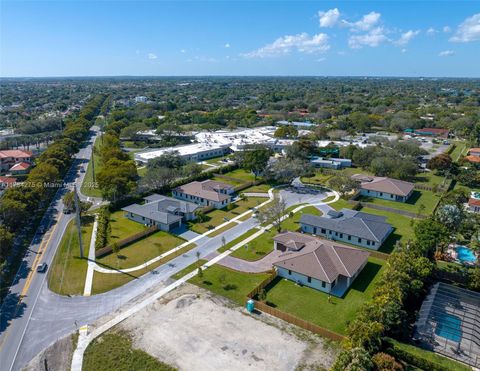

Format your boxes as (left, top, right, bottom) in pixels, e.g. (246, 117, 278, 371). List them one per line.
(73, 185, 84, 258)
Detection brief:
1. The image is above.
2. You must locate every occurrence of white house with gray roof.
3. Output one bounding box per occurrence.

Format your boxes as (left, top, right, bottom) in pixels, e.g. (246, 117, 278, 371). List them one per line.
(122, 194, 199, 232)
(273, 232, 370, 297)
(353, 175, 414, 203)
(299, 208, 393, 250)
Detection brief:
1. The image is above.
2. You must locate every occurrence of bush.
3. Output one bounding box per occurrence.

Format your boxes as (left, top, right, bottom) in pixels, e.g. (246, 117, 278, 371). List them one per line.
(332, 347, 373, 371)
(372, 352, 403, 371)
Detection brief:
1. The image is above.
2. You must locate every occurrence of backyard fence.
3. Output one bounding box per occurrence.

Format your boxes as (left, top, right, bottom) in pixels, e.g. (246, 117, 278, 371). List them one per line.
(95, 225, 158, 258)
(245, 271, 345, 342)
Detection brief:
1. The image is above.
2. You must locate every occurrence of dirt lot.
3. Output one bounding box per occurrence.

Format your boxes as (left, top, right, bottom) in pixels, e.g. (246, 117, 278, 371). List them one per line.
(119, 284, 338, 371)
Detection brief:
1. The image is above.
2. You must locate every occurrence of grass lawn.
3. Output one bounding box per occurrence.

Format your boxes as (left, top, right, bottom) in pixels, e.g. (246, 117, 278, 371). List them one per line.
(189, 265, 270, 305)
(81, 137, 102, 198)
(91, 243, 195, 294)
(220, 168, 257, 182)
(84, 331, 175, 371)
(48, 216, 94, 296)
(217, 229, 259, 253)
(96, 231, 186, 270)
(210, 176, 243, 185)
(301, 172, 333, 186)
(451, 140, 468, 162)
(171, 259, 208, 280)
(328, 198, 352, 211)
(261, 257, 385, 335)
(230, 206, 322, 261)
(188, 197, 267, 234)
(109, 210, 147, 243)
(239, 184, 272, 193)
(357, 189, 440, 215)
(413, 171, 448, 188)
(137, 166, 147, 177)
(385, 338, 471, 371)
(360, 207, 415, 254)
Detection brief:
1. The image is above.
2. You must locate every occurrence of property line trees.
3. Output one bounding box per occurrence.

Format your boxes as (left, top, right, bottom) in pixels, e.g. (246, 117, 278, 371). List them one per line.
(0, 94, 107, 295)
(95, 207, 111, 250)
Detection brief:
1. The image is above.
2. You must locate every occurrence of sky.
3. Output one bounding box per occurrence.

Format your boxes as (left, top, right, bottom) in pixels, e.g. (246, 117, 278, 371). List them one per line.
(1, 1, 479, 77)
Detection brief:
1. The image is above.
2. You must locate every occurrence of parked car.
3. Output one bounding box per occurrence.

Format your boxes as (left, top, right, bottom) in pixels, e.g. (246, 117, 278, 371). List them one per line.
(80, 167, 86, 173)
(37, 263, 48, 273)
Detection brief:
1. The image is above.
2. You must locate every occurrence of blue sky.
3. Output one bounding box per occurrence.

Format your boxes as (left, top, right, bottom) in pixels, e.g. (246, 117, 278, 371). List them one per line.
(1, 1, 479, 77)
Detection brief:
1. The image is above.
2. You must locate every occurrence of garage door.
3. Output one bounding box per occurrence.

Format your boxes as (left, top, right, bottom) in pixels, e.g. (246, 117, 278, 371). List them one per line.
(169, 221, 180, 231)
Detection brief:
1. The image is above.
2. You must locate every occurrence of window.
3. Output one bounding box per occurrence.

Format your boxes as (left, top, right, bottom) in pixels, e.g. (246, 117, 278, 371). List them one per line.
(367, 240, 370, 246)
(321, 281, 326, 288)
(348, 235, 351, 241)
(313, 227, 317, 234)
(371, 242, 375, 246)
(340, 233, 343, 238)
(367, 190, 370, 194)
(358, 238, 362, 243)
(307, 276, 311, 283)
(390, 194, 394, 198)
(321, 228, 326, 234)
(288, 270, 292, 275)
(380, 192, 383, 196)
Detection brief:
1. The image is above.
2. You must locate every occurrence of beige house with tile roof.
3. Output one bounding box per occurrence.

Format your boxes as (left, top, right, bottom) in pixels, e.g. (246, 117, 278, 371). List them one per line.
(172, 179, 235, 209)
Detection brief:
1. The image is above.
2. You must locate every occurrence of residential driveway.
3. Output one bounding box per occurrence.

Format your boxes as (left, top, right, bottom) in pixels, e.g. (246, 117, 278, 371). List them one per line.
(173, 227, 206, 242)
(213, 249, 283, 273)
(279, 186, 329, 208)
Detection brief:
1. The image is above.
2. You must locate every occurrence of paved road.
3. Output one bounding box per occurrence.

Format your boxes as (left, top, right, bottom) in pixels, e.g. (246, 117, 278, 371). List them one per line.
(0, 128, 100, 371)
(0, 155, 329, 371)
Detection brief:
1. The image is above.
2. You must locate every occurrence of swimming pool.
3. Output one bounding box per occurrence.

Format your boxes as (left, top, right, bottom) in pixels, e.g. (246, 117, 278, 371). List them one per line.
(455, 246, 478, 264)
(435, 313, 462, 342)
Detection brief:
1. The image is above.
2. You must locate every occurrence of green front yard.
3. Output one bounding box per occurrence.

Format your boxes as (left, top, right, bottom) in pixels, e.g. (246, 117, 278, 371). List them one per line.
(171, 259, 208, 280)
(357, 189, 440, 215)
(109, 210, 147, 242)
(188, 197, 267, 234)
(239, 184, 272, 194)
(189, 265, 270, 305)
(261, 257, 385, 335)
(96, 231, 186, 270)
(48, 216, 94, 296)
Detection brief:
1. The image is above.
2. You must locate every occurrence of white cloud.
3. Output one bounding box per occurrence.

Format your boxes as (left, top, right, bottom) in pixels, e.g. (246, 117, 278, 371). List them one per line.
(427, 27, 437, 36)
(316, 57, 326, 62)
(318, 8, 340, 27)
(180, 49, 186, 53)
(439, 50, 455, 57)
(450, 13, 480, 42)
(344, 11, 382, 32)
(401, 48, 407, 53)
(395, 30, 420, 46)
(224, 43, 231, 48)
(443, 26, 452, 33)
(147, 53, 157, 60)
(348, 27, 388, 49)
(242, 33, 330, 58)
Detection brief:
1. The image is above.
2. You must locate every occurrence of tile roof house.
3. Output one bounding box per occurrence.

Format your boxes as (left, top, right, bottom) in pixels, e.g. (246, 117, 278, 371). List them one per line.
(299, 208, 393, 250)
(122, 194, 199, 232)
(0, 150, 33, 173)
(273, 231, 369, 297)
(353, 175, 414, 202)
(465, 148, 480, 164)
(9, 162, 32, 175)
(172, 179, 235, 209)
(0, 176, 17, 190)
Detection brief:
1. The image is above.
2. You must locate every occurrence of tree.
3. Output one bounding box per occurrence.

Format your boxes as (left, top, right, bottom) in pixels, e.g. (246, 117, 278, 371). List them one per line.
(274, 125, 298, 139)
(468, 267, 480, 292)
(265, 158, 312, 184)
(329, 176, 360, 198)
(63, 191, 75, 211)
(0, 226, 14, 262)
(435, 204, 463, 233)
(139, 167, 176, 193)
(413, 218, 449, 257)
(147, 151, 185, 169)
(256, 195, 286, 232)
(427, 153, 452, 172)
(372, 353, 403, 371)
(331, 348, 373, 371)
(235, 145, 272, 178)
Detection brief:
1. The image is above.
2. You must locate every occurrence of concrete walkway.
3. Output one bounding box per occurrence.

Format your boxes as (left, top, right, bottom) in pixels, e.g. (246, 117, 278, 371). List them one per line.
(206, 249, 283, 273)
(243, 192, 269, 198)
(91, 188, 276, 274)
(71, 189, 340, 371)
(83, 215, 98, 296)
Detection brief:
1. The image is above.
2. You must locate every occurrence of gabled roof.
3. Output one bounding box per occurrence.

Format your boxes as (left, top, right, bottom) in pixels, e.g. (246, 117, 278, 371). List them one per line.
(359, 176, 414, 197)
(468, 198, 480, 207)
(9, 162, 31, 171)
(273, 232, 369, 283)
(300, 209, 392, 243)
(468, 148, 480, 153)
(0, 176, 16, 185)
(0, 150, 33, 159)
(465, 155, 480, 163)
(174, 180, 233, 202)
(122, 194, 198, 225)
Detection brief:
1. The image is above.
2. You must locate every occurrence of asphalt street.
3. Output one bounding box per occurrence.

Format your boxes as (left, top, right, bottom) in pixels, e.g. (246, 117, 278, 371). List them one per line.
(0, 130, 329, 371)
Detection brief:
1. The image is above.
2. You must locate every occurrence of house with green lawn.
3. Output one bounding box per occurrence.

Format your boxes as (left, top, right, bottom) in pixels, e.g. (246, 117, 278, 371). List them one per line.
(173, 179, 235, 209)
(122, 194, 199, 232)
(299, 209, 393, 250)
(354, 175, 414, 203)
(273, 232, 369, 297)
